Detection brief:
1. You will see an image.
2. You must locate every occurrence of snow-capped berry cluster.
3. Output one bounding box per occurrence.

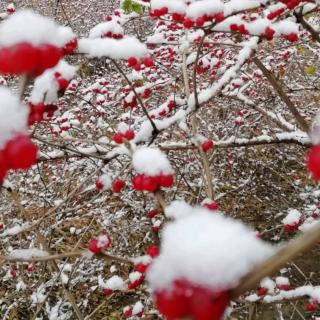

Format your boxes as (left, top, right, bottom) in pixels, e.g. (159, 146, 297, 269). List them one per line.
(0, 87, 37, 182)
(147, 203, 274, 319)
(95, 173, 112, 191)
(127, 56, 154, 71)
(0, 10, 74, 76)
(88, 234, 111, 254)
(132, 147, 174, 192)
(282, 209, 303, 233)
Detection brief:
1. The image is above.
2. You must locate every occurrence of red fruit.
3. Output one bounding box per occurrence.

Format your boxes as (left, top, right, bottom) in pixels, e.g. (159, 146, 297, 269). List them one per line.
(123, 307, 133, 318)
(128, 56, 138, 67)
(0, 48, 12, 73)
(146, 245, 160, 257)
(88, 235, 111, 254)
(201, 140, 214, 152)
(143, 88, 152, 98)
(214, 12, 224, 22)
(258, 287, 267, 296)
(158, 174, 174, 188)
(168, 100, 175, 109)
(63, 38, 78, 55)
(230, 24, 238, 32)
(4, 135, 37, 170)
(112, 179, 125, 193)
(57, 78, 69, 91)
(307, 145, 320, 180)
(103, 288, 113, 296)
(36, 44, 62, 75)
(124, 130, 135, 140)
(95, 180, 104, 190)
(128, 275, 145, 289)
(113, 132, 123, 144)
(196, 17, 205, 27)
(142, 175, 159, 192)
(0, 151, 8, 182)
(147, 209, 157, 218)
(183, 18, 194, 28)
(265, 27, 275, 40)
(306, 302, 316, 312)
(135, 263, 149, 273)
(10, 43, 39, 74)
(287, 32, 298, 42)
(132, 174, 145, 191)
(142, 57, 154, 67)
(203, 202, 218, 211)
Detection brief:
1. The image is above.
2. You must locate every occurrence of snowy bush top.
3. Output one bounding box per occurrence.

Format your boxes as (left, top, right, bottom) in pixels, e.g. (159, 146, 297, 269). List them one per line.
(78, 37, 148, 59)
(147, 204, 274, 291)
(132, 147, 174, 176)
(0, 10, 74, 47)
(0, 87, 28, 148)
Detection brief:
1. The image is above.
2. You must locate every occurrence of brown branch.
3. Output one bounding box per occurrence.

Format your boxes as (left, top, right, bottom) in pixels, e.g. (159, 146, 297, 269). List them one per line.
(253, 57, 310, 133)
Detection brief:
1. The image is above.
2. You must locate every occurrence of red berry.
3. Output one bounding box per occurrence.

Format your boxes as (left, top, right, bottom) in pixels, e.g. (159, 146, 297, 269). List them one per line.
(10, 42, 39, 74)
(112, 179, 125, 193)
(307, 145, 320, 180)
(306, 302, 316, 312)
(124, 130, 135, 141)
(203, 202, 218, 211)
(147, 209, 157, 218)
(287, 32, 298, 42)
(201, 140, 214, 152)
(0, 151, 8, 182)
(146, 245, 160, 257)
(57, 78, 69, 91)
(258, 287, 267, 296)
(123, 307, 133, 318)
(128, 56, 138, 67)
(265, 27, 275, 40)
(158, 174, 174, 188)
(96, 180, 104, 190)
(103, 288, 113, 296)
(183, 18, 194, 28)
(196, 17, 205, 27)
(142, 57, 154, 67)
(88, 235, 111, 254)
(36, 44, 62, 75)
(113, 132, 123, 144)
(135, 263, 149, 273)
(4, 135, 37, 170)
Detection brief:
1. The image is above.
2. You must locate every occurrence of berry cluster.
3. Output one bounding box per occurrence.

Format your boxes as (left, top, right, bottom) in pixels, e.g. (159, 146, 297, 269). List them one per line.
(154, 279, 229, 320)
(62, 38, 78, 55)
(127, 56, 154, 71)
(132, 173, 174, 192)
(88, 234, 111, 254)
(0, 135, 37, 182)
(0, 42, 62, 76)
(113, 129, 135, 144)
(102, 31, 123, 39)
(27, 102, 58, 125)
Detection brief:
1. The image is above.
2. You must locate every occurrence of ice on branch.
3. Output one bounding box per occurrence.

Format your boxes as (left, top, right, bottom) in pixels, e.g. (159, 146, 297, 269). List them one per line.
(147, 204, 274, 291)
(78, 37, 148, 59)
(0, 10, 74, 47)
(0, 87, 28, 148)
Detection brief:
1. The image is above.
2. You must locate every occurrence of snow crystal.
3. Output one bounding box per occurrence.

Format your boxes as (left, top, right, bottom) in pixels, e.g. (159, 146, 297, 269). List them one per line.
(147, 205, 274, 291)
(132, 147, 173, 176)
(0, 10, 74, 47)
(0, 87, 28, 148)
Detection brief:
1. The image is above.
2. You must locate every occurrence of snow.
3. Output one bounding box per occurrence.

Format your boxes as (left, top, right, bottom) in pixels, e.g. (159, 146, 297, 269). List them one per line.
(30, 60, 78, 104)
(9, 248, 49, 259)
(129, 271, 143, 282)
(132, 147, 174, 176)
(98, 174, 112, 190)
(0, 87, 28, 149)
(0, 10, 74, 47)
(132, 301, 144, 315)
(78, 37, 148, 59)
(150, 0, 186, 14)
(165, 200, 194, 220)
(89, 21, 124, 39)
(147, 204, 274, 291)
(282, 209, 301, 225)
(186, 0, 224, 19)
(105, 275, 126, 290)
